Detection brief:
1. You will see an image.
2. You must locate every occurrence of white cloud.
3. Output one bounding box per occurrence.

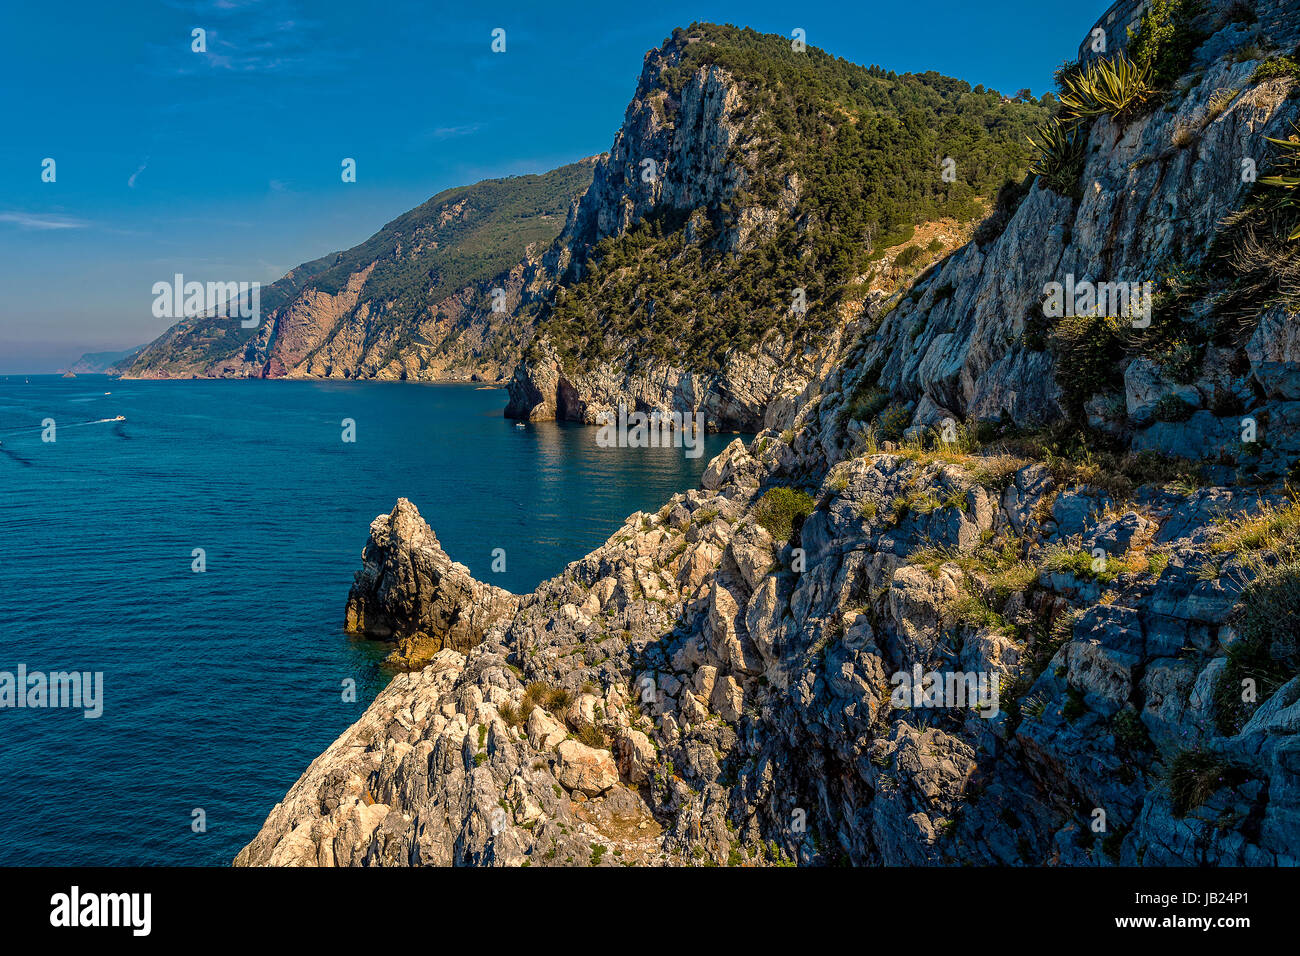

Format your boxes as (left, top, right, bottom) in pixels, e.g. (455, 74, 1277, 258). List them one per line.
(430, 124, 481, 140)
(0, 212, 91, 230)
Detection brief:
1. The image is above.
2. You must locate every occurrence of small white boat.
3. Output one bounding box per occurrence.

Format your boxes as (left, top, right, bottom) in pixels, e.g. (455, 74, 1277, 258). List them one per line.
(514, 422, 526, 429)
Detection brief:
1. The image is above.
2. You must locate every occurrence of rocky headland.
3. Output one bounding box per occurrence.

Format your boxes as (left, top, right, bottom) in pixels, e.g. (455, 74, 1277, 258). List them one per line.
(236, 0, 1300, 866)
(118, 161, 597, 383)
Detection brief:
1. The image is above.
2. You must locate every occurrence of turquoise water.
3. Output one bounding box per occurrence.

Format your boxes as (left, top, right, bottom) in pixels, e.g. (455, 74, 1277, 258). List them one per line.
(0, 377, 732, 865)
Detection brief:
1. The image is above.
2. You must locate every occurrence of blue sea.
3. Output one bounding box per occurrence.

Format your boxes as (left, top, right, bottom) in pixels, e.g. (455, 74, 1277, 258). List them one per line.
(0, 376, 731, 865)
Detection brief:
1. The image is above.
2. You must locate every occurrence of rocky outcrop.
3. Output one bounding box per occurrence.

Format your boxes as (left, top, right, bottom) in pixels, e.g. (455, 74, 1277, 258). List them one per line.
(241, 1, 1300, 867)
(857, 54, 1299, 437)
(504, 332, 828, 433)
(231, 645, 670, 866)
(503, 53, 809, 431)
(344, 499, 519, 665)
(242, 431, 1300, 866)
(504, 30, 1004, 433)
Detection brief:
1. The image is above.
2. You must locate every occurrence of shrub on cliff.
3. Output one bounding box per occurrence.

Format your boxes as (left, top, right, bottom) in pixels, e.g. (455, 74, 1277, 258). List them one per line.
(876, 404, 913, 443)
(1153, 392, 1197, 422)
(1213, 560, 1300, 734)
(755, 487, 815, 543)
(893, 244, 925, 269)
(1253, 53, 1300, 83)
(1166, 748, 1244, 817)
(844, 384, 890, 425)
(1048, 312, 1127, 415)
(1126, 0, 1207, 90)
(1113, 706, 1154, 753)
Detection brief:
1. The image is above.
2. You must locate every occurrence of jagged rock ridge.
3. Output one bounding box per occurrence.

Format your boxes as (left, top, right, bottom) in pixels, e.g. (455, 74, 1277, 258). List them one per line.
(238, 0, 1300, 866)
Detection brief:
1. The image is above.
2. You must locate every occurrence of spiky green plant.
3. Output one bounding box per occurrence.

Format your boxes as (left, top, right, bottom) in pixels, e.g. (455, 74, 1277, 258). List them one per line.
(1028, 118, 1088, 197)
(1058, 56, 1154, 124)
(1260, 126, 1300, 241)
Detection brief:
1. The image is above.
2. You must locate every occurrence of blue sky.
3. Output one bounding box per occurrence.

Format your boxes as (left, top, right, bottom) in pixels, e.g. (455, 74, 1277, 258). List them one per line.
(0, 0, 1101, 372)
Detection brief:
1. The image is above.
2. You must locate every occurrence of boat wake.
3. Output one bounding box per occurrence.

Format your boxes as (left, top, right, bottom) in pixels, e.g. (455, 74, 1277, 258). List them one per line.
(0, 415, 126, 437)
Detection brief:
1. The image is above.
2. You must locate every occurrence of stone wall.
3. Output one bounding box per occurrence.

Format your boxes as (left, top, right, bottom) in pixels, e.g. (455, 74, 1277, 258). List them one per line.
(1255, 0, 1300, 50)
(1078, 0, 1150, 63)
(1079, 0, 1300, 66)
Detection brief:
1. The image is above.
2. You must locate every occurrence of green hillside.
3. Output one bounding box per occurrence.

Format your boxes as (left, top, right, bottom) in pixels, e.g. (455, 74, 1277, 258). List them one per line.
(123, 161, 594, 376)
(541, 24, 1049, 371)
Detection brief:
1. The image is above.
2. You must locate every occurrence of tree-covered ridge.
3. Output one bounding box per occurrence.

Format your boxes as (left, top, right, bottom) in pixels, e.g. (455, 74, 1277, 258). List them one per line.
(541, 24, 1050, 372)
(309, 160, 594, 307)
(123, 161, 594, 375)
(664, 23, 1049, 235)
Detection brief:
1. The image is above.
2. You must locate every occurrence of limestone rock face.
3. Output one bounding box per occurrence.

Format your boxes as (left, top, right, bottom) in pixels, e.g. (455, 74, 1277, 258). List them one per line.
(241, 9, 1300, 868)
(862, 55, 1299, 441)
(505, 45, 835, 433)
(614, 728, 657, 783)
(344, 498, 518, 658)
(556, 740, 620, 796)
(239, 436, 1300, 867)
(240, 442, 1300, 867)
(505, 326, 822, 433)
(526, 707, 567, 751)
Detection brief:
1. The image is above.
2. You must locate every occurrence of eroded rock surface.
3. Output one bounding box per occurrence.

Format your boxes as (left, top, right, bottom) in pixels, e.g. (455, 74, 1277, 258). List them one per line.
(345, 498, 519, 665)
(240, 2, 1300, 866)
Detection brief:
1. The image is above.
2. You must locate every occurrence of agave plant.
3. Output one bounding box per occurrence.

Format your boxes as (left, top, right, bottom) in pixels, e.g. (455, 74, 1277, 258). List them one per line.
(1058, 55, 1154, 125)
(1260, 126, 1300, 241)
(1028, 118, 1088, 198)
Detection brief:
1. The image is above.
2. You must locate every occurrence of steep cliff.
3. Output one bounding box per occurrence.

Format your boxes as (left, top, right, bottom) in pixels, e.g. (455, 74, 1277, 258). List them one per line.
(122, 29, 1042, 408)
(506, 25, 1046, 430)
(119, 161, 596, 382)
(238, 0, 1300, 867)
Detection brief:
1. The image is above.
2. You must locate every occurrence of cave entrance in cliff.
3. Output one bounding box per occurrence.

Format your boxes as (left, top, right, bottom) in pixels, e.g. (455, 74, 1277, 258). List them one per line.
(556, 377, 583, 421)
